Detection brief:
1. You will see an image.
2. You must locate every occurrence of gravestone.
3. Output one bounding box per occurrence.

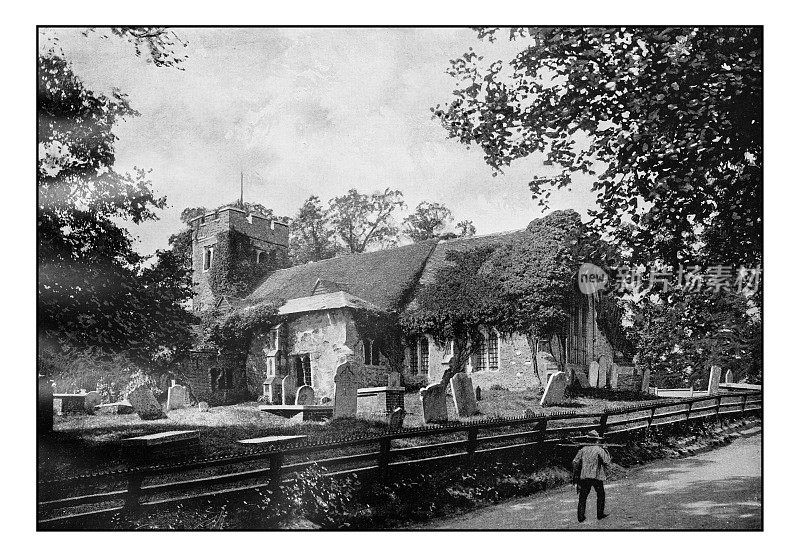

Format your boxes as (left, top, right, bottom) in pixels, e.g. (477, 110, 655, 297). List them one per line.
(388, 407, 406, 430)
(387, 371, 401, 388)
(333, 362, 358, 418)
(282, 374, 297, 405)
(598, 355, 612, 388)
(640, 367, 651, 393)
(609, 364, 620, 390)
(475, 386, 482, 401)
(166, 384, 189, 411)
(38, 377, 53, 435)
(127, 385, 167, 420)
(588, 361, 600, 388)
(420, 382, 448, 423)
(84, 391, 102, 414)
(573, 368, 591, 388)
(95, 401, 134, 415)
(539, 371, 567, 406)
(198, 401, 210, 412)
(725, 369, 734, 384)
(707, 365, 722, 395)
(450, 372, 479, 417)
(295, 385, 315, 406)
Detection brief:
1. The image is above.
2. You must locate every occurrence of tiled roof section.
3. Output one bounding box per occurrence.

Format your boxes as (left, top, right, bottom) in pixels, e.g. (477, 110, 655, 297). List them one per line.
(246, 240, 438, 311)
(417, 229, 529, 286)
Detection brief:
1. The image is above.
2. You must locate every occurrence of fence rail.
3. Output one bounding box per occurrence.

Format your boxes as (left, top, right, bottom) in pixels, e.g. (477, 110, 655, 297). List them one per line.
(37, 391, 761, 527)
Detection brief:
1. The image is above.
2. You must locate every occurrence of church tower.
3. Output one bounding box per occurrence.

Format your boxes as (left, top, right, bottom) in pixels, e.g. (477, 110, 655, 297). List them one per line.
(189, 206, 290, 312)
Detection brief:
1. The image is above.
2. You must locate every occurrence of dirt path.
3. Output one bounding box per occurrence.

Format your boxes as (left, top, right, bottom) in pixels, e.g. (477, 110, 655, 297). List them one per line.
(428, 428, 762, 530)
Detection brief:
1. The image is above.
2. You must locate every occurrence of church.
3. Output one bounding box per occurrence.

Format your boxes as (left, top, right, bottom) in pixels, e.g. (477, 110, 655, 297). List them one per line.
(176, 204, 633, 406)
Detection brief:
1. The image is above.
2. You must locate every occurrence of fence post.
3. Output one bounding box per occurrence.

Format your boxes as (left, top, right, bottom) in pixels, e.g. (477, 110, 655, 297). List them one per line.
(715, 395, 722, 420)
(645, 407, 656, 435)
(268, 452, 284, 505)
(124, 471, 143, 511)
(378, 437, 391, 481)
(740, 393, 748, 415)
(598, 412, 609, 437)
(685, 400, 694, 422)
(466, 426, 478, 466)
(537, 419, 548, 453)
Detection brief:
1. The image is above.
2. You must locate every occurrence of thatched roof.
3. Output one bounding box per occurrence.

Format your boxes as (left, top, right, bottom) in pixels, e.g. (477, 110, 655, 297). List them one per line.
(246, 241, 438, 311)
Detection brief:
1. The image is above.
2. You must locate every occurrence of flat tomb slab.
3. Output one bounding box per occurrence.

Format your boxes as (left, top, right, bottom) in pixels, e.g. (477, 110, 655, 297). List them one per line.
(719, 383, 762, 391)
(121, 430, 200, 446)
(258, 405, 333, 421)
(357, 387, 405, 395)
(238, 435, 307, 445)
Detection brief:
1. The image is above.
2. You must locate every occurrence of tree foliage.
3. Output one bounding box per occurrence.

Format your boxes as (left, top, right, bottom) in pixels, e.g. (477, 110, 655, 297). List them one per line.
(403, 201, 454, 242)
(436, 27, 762, 268)
(290, 195, 340, 264)
(38, 47, 194, 363)
(630, 289, 761, 388)
(328, 188, 406, 253)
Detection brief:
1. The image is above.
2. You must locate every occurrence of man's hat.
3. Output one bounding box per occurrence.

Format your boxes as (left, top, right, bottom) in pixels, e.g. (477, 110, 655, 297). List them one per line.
(579, 429, 604, 444)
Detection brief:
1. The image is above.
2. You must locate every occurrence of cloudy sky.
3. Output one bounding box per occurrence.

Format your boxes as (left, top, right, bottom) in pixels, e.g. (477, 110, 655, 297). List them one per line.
(45, 27, 598, 255)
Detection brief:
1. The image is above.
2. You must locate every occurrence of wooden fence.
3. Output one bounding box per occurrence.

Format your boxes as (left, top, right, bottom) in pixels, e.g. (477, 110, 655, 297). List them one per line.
(37, 391, 762, 527)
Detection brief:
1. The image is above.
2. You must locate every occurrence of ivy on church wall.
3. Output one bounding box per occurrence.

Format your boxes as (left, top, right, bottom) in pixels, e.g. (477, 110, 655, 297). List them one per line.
(208, 229, 290, 298)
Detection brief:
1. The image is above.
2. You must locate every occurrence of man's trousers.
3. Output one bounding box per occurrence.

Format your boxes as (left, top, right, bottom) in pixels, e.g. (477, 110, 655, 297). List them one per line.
(577, 479, 606, 521)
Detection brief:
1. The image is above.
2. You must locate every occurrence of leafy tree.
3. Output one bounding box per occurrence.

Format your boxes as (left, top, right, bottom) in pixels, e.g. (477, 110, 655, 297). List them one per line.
(328, 188, 405, 253)
(630, 289, 761, 388)
(436, 27, 762, 269)
(403, 201, 454, 242)
(38, 30, 192, 367)
(290, 195, 339, 264)
(82, 27, 188, 69)
(456, 219, 477, 238)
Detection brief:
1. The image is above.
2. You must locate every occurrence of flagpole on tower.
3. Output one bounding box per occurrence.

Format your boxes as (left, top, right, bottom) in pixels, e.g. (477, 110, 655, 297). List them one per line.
(240, 170, 244, 207)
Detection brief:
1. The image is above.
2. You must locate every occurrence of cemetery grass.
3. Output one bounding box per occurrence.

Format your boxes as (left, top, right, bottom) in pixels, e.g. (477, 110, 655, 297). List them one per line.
(41, 388, 656, 480)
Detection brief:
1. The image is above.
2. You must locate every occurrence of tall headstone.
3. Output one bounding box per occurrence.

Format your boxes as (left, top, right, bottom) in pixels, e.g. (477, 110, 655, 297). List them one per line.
(640, 367, 651, 393)
(387, 371, 401, 388)
(37, 377, 53, 436)
(198, 401, 210, 412)
(84, 391, 102, 414)
(450, 372, 479, 417)
(420, 382, 448, 423)
(598, 355, 612, 388)
(609, 364, 620, 390)
(295, 385, 315, 406)
(166, 384, 189, 411)
(588, 361, 600, 388)
(573, 368, 591, 388)
(707, 365, 722, 395)
(475, 386, 482, 401)
(282, 373, 297, 405)
(540, 371, 567, 406)
(333, 362, 358, 418)
(725, 369, 734, 384)
(127, 385, 167, 420)
(388, 407, 406, 430)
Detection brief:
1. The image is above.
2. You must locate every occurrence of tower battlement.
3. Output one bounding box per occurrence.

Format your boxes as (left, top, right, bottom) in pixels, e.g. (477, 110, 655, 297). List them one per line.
(190, 206, 290, 312)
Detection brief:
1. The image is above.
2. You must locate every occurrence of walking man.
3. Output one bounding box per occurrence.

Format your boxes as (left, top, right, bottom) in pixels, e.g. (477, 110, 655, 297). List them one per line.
(572, 429, 612, 523)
